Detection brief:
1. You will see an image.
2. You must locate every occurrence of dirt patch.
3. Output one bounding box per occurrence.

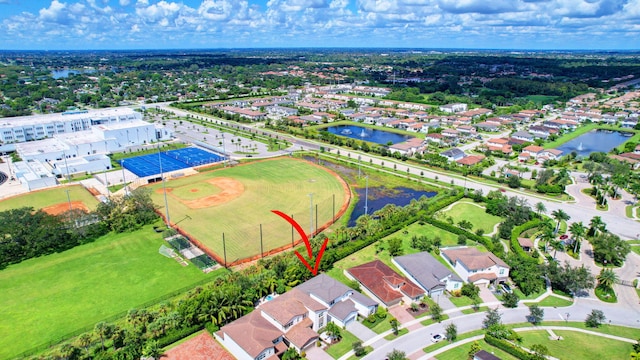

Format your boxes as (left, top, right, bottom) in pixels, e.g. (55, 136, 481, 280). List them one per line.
(160, 177, 245, 209)
(163, 332, 234, 360)
(190, 189, 199, 193)
(42, 201, 90, 216)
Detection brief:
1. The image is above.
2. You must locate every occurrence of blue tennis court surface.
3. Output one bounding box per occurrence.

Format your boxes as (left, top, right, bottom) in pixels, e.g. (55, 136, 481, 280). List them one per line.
(121, 147, 225, 177)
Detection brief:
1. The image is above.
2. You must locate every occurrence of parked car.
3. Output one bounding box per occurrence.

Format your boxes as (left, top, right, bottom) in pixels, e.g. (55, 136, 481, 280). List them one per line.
(431, 333, 445, 343)
(500, 283, 513, 294)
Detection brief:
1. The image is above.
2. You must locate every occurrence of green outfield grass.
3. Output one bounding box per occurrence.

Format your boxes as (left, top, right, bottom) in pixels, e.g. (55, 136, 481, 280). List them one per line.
(147, 157, 349, 264)
(441, 200, 502, 234)
(0, 184, 99, 212)
(0, 225, 217, 359)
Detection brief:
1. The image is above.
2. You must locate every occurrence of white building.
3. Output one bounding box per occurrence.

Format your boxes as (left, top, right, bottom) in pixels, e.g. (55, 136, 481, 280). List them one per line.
(442, 247, 510, 287)
(0, 108, 143, 144)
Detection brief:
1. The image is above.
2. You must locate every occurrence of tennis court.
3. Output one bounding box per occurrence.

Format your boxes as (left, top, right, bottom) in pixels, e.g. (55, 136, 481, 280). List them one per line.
(121, 147, 224, 177)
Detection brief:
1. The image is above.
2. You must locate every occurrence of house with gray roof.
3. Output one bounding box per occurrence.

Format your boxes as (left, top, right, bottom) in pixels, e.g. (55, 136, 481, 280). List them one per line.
(440, 148, 466, 162)
(392, 252, 463, 297)
(216, 274, 377, 360)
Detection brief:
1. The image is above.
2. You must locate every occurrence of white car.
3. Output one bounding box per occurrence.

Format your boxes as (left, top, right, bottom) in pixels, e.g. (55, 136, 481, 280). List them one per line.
(431, 333, 445, 343)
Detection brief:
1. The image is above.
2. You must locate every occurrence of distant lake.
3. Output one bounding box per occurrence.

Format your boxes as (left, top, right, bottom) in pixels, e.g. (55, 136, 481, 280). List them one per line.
(325, 125, 413, 145)
(51, 69, 95, 79)
(556, 129, 631, 157)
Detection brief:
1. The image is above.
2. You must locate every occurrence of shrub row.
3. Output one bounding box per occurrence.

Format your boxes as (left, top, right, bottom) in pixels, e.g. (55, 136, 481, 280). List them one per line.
(156, 324, 204, 348)
(484, 334, 534, 360)
(425, 191, 464, 215)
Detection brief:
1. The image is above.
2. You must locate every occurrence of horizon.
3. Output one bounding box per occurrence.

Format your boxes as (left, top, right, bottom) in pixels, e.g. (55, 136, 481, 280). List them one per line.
(1, 0, 639, 51)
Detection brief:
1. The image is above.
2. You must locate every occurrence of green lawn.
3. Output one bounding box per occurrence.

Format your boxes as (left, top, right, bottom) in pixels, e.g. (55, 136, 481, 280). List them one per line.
(435, 340, 518, 360)
(514, 288, 546, 300)
(420, 314, 450, 326)
(0, 184, 99, 212)
(441, 201, 502, 234)
(518, 330, 633, 360)
(147, 157, 348, 264)
(526, 295, 573, 307)
(462, 306, 488, 315)
(539, 321, 640, 339)
(423, 330, 485, 353)
(325, 330, 360, 359)
(384, 328, 409, 340)
(0, 225, 218, 359)
(448, 295, 478, 307)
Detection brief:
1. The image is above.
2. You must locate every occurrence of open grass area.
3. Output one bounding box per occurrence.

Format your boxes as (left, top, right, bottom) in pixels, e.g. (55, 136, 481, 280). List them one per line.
(514, 288, 546, 300)
(448, 295, 478, 307)
(325, 330, 360, 359)
(518, 330, 632, 360)
(0, 184, 99, 212)
(423, 330, 485, 353)
(595, 285, 618, 303)
(441, 200, 502, 234)
(0, 224, 218, 360)
(526, 295, 573, 307)
(462, 306, 488, 314)
(435, 340, 518, 360)
(420, 314, 450, 326)
(147, 157, 348, 264)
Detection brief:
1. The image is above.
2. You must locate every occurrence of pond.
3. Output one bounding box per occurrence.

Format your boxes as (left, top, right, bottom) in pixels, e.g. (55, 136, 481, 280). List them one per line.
(325, 125, 414, 145)
(347, 186, 437, 227)
(556, 129, 631, 157)
(51, 69, 96, 79)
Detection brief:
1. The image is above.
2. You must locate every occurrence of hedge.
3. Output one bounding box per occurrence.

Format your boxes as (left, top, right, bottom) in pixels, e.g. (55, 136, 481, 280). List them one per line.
(484, 334, 533, 360)
(156, 324, 203, 348)
(510, 219, 541, 259)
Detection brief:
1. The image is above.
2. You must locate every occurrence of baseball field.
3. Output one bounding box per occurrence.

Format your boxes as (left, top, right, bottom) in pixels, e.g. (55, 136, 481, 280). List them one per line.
(146, 157, 350, 265)
(0, 184, 100, 214)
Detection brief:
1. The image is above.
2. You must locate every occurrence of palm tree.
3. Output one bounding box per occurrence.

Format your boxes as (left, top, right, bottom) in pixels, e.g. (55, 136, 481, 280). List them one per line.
(539, 227, 555, 254)
(589, 216, 606, 237)
(597, 268, 619, 290)
(549, 238, 565, 259)
(551, 209, 570, 233)
(535, 202, 547, 218)
(569, 221, 586, 254)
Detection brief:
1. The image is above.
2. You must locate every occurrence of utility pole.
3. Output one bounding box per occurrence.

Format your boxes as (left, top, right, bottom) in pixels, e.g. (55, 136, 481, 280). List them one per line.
(121, 159, 128, 196)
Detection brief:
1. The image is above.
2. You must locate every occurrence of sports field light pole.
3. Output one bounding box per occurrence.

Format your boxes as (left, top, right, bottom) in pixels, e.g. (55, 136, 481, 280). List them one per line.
(222, 133, 227, 167)
(308, 193, 314, 237)
(121, 159, 128, 196)
(63, 151, 71, 182)
(158, 144, 171, 227)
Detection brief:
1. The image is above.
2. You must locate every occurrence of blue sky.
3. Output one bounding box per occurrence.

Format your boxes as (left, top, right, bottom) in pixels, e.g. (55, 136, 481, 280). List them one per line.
(0, 0, 639, 50)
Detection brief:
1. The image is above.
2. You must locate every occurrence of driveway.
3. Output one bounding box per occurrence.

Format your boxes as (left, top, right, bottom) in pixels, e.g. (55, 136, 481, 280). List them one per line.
(346, 320, 379, 342)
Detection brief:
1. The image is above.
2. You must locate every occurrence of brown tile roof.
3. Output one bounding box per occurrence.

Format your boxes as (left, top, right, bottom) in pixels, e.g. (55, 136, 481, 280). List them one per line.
(217, 311, 281, 358)
(286, 318, 318, 349)
(456, 155, 485, 166)
(518, 237, 534, 248)
(442, 248, 509, 271)
(523, 145, 544, 153)
(347, 260, 424, 305)
(260, 288, 324, 326)
(469, 273, 498, 283)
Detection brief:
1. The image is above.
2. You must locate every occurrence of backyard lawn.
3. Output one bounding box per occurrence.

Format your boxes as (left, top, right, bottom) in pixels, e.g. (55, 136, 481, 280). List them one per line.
(441, 200, 503, 234)
(325, 330, 360, 359)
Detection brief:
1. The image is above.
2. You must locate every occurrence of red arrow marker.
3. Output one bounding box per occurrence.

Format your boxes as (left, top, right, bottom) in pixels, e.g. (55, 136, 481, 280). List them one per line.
(272, 210, 328, 276)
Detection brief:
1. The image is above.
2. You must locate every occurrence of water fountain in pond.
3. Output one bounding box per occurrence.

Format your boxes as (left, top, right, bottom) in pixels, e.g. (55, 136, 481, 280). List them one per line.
(360, 129, 367, 137)
(577, 142, 584, 151)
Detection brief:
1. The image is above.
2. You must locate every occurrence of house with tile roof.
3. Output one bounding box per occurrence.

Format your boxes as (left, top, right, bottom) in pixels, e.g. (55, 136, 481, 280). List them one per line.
(346, 260, 425, 307)
(393, 252, 463, 297)
(215, 274, 377, 360)
(441, 247, 510, 287)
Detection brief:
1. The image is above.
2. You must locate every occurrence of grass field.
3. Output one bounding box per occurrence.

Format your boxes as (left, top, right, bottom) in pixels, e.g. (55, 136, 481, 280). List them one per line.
(147, 158, 349, 264)
(518, 330, 632, 359)
(435, 340, 518, 360)
(441, 200, 502, 234)
(0, 184, 99, 212)
(0, 224, 218, 359)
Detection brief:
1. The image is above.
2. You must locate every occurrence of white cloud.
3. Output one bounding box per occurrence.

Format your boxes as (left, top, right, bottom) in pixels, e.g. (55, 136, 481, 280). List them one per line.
(120, 0, 131, 6)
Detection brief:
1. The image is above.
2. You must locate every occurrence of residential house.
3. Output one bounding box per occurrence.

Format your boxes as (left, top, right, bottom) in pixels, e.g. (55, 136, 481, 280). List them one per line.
(441, 247, 510, 287)
(388, 138, 425, 156)
(457, 155, 485, 166)
(439, 103, 468, 113)
(440, 148, 466, 162)
(425, 133, 445, 146)
(461, 108, 493, 119)
(216, 274, 377, 360)
(346, 260, 425, 307)
(522, 145, 544, 159)
(393, 252, 463, 297)
(539, 149, 564, 161)
(456, 125, 476, 135)
(474, 122, 500, 132)
(511, 131, 534, 142)
(622, 118, 638, 128)
(442, 129, 460, 138)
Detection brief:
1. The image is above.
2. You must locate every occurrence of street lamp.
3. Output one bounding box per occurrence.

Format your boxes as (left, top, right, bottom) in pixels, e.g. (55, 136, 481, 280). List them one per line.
(121, 160, 128, 196)
(565, 312, 570, 323)
(364, 176, 369, 215)
(158, 144, 171, 227)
